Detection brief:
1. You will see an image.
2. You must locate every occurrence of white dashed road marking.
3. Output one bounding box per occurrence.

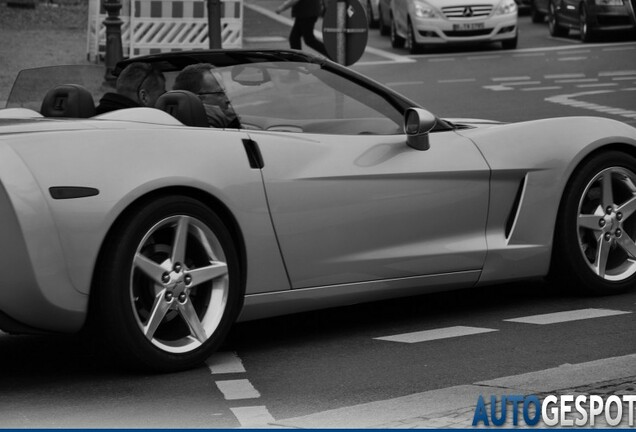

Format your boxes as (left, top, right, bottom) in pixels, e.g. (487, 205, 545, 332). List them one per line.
(375, 326, 498, 343)
(504, 308, 632, 325)
(216, 379, 262, 400)
(230, 406, 276, 427)
(522, 86, 562, 91)
(206, 351, 246, 374)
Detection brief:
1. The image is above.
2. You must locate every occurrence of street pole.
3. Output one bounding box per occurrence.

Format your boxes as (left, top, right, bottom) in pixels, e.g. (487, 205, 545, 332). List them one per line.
(103, 0, 124, 86)
(207, 0, 223, 49)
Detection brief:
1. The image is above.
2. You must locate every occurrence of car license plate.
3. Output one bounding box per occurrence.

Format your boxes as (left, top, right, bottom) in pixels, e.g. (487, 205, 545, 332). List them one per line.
(452, 22, 485, 31)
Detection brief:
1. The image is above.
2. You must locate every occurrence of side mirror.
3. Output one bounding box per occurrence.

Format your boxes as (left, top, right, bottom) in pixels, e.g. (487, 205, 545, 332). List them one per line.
(404, 108, 437, 151)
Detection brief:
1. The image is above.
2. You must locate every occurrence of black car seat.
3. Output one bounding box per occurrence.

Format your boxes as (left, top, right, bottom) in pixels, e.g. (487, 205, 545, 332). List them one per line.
(40, 84, 96, 118)
(155, 90, 208, 127)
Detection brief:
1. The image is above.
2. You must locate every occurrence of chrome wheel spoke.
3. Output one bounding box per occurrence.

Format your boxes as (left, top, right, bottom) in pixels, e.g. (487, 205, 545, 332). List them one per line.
(601, 172, 614, 210)
(134, 253, 168, 284)
(578, 214, 602, 231)
(171, 216, 190, 265)
(593, 233, 611, 277)
(143, 292, 172, 340)
(618, 196, 636, 220)
(617, 233, 636, 260)
(188, 262, 228, 287)
(178, 299, 207, 343)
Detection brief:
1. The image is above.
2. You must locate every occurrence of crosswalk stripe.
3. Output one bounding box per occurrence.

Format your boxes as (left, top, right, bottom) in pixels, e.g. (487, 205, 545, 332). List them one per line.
(374, 326, 498, 344)
(216, 379, 261, 400)
(504, 308, 632, 325)
(230, 406, 275, 427)
(206, 351, 246, 374)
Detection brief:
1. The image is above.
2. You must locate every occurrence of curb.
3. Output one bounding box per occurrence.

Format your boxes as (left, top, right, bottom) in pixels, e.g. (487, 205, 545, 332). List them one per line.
(268, 353, 636, 428)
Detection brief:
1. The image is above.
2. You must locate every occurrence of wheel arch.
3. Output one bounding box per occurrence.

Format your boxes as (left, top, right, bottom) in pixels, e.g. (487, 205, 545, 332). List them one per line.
(88, 185, 248, 316)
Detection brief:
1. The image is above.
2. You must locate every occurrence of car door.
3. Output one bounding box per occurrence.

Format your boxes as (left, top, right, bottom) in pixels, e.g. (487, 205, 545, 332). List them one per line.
(223, 61, 490, 289)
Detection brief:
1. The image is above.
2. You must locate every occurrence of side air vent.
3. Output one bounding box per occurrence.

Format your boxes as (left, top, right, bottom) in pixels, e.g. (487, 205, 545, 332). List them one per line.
(505, 176, 526, 239)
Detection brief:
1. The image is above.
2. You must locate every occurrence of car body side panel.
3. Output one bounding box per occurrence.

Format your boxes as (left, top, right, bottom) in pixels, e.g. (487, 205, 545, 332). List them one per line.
(251, 129, 491, 289)
(0, 124, 291, 331)
(0, 146, 86, 332)
(457, 116, 636, 285)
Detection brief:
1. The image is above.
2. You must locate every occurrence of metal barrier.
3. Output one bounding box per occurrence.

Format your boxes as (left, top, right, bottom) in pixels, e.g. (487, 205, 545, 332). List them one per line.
(87, 0, 243, 61)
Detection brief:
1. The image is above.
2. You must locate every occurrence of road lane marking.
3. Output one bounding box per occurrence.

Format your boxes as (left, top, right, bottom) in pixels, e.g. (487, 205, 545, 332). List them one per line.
(386, 80, 424, 87)
(428, 57, 456, 62)
(504, 308, 632, 325)
(498, 81, 542, 86)
(558, 57, 588, 61)
(603, 46, 636, 51)
(492, 76, 532, 81)
(513, 52, 545, 57)
(599, 70, 636, 77)
(555, 78, 598, 83)
(216, 379, 261, 400)
(576, 83, 619, 88)
(230, 406, 275, 427)
(468, 55, 501, 60)
(483, 85, 514, 91)
(545, 73, 586, 79)
(613, 76, 636, 81)
(522, 86, 563, 91)
(438, 78, 476, 83)
(375, 326, 498, 343)
(207, 351, 246, 374)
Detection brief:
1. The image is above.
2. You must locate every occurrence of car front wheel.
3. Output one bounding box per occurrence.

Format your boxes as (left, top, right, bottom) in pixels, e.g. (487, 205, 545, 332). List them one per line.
(552, 151, 636, 295)
(579, 5, 595, 42)
(548, 0, 568, 37)
(94, 195, 242, 372)
(390, 15, 405, 48)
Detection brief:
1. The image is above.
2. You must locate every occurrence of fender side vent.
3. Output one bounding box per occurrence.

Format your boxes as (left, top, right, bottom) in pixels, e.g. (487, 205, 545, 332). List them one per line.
(49, 186, 99, 200)
(505, 177, 526, 239)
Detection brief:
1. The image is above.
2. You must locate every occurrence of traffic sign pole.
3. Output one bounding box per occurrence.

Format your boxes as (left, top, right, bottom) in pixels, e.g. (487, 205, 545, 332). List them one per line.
(322, 0, 369, 66)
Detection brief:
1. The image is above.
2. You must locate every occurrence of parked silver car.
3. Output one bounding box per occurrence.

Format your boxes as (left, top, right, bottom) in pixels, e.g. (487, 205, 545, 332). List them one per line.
(388, 0, 519, 52)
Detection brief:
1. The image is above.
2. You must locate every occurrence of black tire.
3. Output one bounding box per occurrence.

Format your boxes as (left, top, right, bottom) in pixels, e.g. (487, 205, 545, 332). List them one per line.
(501, 32, 518, 49)
(531, 1, 545, 23)
(406, 19, 420, 54)
(552, 151, 636, 295)
(94, 195, 243, 372)
(366, 0, 379, 28)
(390, 16, 405, 48)
(579, 5, 595, 42)
(548, 0, 569, 37)
(379, 4, 390, 35)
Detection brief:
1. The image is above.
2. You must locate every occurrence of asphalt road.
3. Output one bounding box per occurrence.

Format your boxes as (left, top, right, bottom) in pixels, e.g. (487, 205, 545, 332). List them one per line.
(1, 10, 636, 429)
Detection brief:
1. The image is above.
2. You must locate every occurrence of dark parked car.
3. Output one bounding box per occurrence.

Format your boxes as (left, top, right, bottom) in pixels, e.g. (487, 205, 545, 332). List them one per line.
(531, 0, 636, 41)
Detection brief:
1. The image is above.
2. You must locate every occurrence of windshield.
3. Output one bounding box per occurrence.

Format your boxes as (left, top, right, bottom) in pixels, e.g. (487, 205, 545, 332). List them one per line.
(7, 61, 404, 135)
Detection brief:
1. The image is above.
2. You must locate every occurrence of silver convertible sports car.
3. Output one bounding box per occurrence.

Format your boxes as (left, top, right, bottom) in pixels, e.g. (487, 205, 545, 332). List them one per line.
(1, 50, 636, 371)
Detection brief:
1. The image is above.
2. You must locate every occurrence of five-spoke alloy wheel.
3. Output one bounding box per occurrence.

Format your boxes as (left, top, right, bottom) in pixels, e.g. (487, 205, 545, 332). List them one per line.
(553, 152, 636, 294)
(94, 195, 242, 372)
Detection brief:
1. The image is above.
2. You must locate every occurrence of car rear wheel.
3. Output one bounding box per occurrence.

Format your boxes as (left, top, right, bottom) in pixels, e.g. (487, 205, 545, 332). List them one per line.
(579, 5, 595, 42)
(552, 151, 636, 295)
(548, 0, 568, 37)
(94, 195, 242, 372)
(390, 15, 405, 48)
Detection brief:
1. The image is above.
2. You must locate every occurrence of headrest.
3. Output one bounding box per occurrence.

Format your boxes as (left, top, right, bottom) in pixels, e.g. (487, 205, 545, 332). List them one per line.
(40, 84, 96, 118)
(155, 90, 208, 127)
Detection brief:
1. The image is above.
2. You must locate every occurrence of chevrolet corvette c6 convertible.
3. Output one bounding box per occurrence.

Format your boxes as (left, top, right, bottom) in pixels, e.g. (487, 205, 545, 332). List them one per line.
(1, 50, 636, 371)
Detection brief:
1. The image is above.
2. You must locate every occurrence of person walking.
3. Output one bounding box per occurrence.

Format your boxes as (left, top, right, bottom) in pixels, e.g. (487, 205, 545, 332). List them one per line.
(276, 0, 328, 57)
